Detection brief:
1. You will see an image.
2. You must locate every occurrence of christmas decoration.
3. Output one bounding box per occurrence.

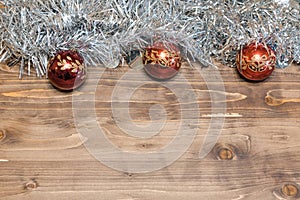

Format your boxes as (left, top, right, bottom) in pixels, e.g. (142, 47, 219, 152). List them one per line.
(47, 50, 86, 91)
(236, 43, 276, 81)
(143, 42, 182, 80)
(0, 0, 298, 78)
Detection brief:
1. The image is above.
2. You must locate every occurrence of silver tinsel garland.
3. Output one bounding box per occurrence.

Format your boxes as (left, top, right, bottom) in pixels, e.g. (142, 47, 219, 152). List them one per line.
(0, 0, 299, 77)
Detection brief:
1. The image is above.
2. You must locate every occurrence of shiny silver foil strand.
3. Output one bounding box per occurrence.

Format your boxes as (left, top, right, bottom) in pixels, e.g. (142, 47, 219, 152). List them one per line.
(0, 0, 299, 77)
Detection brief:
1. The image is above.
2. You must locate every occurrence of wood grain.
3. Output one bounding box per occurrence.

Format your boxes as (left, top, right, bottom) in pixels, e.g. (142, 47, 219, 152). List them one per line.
(0, 62, 300, 200)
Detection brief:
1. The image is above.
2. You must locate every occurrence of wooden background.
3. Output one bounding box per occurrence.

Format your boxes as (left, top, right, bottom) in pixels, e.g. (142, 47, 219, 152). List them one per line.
(0, 62, 300, 200)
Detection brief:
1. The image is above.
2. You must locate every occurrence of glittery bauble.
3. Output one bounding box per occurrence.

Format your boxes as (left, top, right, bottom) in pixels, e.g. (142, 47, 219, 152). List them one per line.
(48, 50, 86, 91)
(236, 43, 276, 81)
(142, 42, 182, 80)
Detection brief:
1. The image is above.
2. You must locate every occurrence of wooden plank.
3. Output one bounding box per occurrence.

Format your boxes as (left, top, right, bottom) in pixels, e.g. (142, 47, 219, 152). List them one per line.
(0, 63, 300, 199)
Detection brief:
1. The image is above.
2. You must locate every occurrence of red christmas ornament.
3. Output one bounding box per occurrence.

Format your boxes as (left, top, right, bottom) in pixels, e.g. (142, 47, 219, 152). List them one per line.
(47, 50, 86, 91)
(142, 42, 182, 80)
(236, 42, 276, 81)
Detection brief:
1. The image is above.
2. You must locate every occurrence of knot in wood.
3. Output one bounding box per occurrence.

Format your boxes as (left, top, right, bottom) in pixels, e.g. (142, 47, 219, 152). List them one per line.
(282, 183, 299, 198)
(0, 130, 6, 141)
(218, 148, 234, 160)
(25, 180, 38, 190)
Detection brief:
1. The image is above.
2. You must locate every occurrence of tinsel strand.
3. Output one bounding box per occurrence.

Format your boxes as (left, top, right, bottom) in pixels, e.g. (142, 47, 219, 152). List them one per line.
(0, 0, 299, 77)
